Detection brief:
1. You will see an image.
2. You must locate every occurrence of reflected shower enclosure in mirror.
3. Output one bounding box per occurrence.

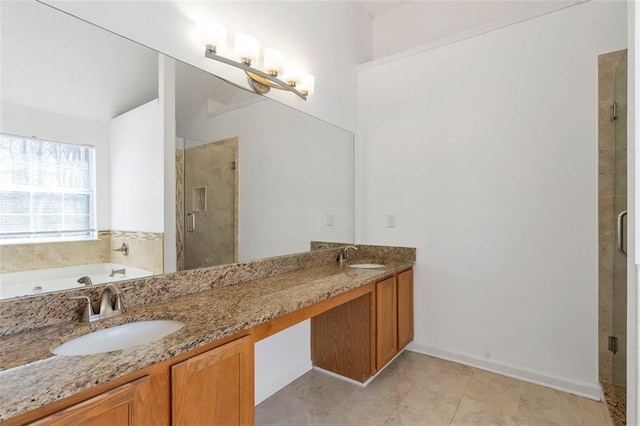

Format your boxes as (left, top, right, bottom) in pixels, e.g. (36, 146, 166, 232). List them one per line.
(0, 1, 355, 300)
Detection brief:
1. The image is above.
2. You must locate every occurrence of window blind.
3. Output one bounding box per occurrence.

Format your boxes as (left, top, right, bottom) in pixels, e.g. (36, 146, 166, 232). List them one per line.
(0, 133, 96, 243)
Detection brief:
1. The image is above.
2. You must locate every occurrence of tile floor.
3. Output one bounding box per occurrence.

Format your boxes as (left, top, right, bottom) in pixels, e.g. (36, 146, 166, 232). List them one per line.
(256, 351, 612, 425)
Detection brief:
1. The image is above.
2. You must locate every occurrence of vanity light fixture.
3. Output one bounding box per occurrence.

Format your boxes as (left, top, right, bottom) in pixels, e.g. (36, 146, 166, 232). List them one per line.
(199, 22, 314, 100)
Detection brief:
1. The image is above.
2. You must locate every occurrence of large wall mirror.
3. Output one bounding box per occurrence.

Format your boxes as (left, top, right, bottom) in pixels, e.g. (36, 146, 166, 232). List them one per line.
(0, 1, 354, 300)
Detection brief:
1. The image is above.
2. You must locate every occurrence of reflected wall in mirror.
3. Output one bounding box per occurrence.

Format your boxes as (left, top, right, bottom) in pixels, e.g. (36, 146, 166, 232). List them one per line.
(0, 1, 354, 300)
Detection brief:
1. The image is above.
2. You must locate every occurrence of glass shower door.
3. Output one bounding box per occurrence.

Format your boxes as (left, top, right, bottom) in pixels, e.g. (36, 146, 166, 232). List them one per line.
(182, 138, 236, 270)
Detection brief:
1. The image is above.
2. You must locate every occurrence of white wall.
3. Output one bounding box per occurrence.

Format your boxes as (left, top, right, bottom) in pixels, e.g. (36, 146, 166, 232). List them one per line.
(39, 0, 368, 404)
(161, 56, 177, 274)
(179, 99, 353, 403)
(358, 1, 626, 399)
(1, 102, 111, 230)
(254, 321, 311, 405)
(180, 100, 354, 262)
(371, 0, 570, 59)
(43, 0, 372, 133)
(110, 99, 164, 232)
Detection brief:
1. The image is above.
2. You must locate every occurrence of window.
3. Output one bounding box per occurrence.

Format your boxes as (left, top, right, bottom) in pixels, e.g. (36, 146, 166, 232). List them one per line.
(0, 133, 96, 243)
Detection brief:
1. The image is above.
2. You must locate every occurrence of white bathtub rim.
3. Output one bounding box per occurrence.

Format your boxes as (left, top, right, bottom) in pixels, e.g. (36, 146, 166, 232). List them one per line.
(0, 263, 153, 300)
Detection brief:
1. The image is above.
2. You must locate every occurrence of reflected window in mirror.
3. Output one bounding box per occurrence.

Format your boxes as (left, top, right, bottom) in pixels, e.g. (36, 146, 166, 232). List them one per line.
(0, 133, 96, 244)
(0, 0, 355, 300)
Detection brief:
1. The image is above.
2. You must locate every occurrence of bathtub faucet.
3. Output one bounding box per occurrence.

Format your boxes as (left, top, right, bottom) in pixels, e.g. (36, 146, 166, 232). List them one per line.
(112, 242, 129, 256)
(77, 276, 93, 286)
(110, 268, 126, 277)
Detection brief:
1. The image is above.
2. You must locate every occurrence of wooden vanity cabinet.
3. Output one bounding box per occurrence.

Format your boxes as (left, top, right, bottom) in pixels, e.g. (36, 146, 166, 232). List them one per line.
(312, 268, 414, 381)
(311, 293, 375, 382)
(11, 269, 410, 425)
(171, 335, 254, 426)
(15, 335, 252, 426)
(397, 268, 414, 351)
(376, 269, 414, 371)
(31, 375, 163, 426)
(375, 276, 398, 370)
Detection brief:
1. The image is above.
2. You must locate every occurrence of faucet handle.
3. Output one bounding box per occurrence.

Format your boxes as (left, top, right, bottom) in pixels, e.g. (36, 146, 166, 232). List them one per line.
(113, 286, 134, 312)
(112, 242, 129, 256)
(114, 293, 125, 313)
(68, 296, 98, 323)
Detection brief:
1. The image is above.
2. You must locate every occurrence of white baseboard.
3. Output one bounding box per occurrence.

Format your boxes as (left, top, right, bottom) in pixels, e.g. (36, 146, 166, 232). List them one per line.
(314, 348, 407, 387)
(314, 366, 369, 387)
(254, 359, 313, 406)
(408, 342, 602, 401)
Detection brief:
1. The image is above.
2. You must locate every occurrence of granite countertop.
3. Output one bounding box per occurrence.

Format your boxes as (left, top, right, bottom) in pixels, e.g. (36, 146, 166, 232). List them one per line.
(0, 260, 412, 422)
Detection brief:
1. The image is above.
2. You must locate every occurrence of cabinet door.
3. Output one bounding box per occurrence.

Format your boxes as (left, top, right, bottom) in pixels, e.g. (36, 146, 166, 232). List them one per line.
(171, 335, 254, 426)
(397, 269, 414, 350)
(311, 293, 373, 382)
(32, 376, 149, 426)
(376, 276, 398, 370)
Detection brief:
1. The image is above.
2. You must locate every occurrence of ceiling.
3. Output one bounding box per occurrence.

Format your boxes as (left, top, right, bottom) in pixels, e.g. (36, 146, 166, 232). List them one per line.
(1, 1, 260, 126)
(359, 1, 409, 16)
(175, 61, 262, 131)
(1, 1, 158, 122)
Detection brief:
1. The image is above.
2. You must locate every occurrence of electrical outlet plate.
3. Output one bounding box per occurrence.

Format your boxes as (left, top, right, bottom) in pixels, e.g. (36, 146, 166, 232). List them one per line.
(326, 213, 334, 226)
(386, 214, 396, 228)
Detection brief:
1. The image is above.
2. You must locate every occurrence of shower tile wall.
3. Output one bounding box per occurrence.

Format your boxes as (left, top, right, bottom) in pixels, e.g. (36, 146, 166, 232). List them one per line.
(597, 49, 626, 384)
(176, 148, 185, 271)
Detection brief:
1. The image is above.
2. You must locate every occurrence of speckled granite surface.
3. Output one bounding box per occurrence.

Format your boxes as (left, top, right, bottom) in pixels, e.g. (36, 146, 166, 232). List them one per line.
(1, 248, 347, 335)
(0, 250, 413, 421)
(0, 245, 415, 336)
(602, 381, 626, 426)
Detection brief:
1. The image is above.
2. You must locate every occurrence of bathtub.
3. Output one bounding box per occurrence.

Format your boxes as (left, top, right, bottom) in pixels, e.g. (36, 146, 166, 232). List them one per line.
(0, 263, 153, 300)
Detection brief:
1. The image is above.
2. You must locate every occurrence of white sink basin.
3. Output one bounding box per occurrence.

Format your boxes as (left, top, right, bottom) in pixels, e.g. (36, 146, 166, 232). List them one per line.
(348, 263, 385, 269)
(53, 320, 185, 356)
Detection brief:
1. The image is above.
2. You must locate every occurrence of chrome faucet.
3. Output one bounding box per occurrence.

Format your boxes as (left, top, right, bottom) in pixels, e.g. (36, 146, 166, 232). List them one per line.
(112, 242, 129, 256)
(99, 283, 126, 319)
(77, 276, 93, 286)
(109, 268, 126, 277)
(338, 245, 358, 263)
(68, 283, 128, 323)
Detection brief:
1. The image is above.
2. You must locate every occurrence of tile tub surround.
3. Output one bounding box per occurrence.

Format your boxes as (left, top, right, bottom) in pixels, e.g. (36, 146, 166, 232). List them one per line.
(0, 231, 111, 274)
(0, 230, 163, 277)
(0, 258, 413, 422)
(110, 231, 164, 275)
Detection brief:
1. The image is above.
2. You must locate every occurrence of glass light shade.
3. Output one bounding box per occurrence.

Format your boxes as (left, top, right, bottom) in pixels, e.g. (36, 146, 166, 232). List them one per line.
(196, 21, 227, 55)
(263, 48, 284, 75)
(298, 74, 315, 95)
(234, 33, 260, 65)
(282, 62, 303, 85)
